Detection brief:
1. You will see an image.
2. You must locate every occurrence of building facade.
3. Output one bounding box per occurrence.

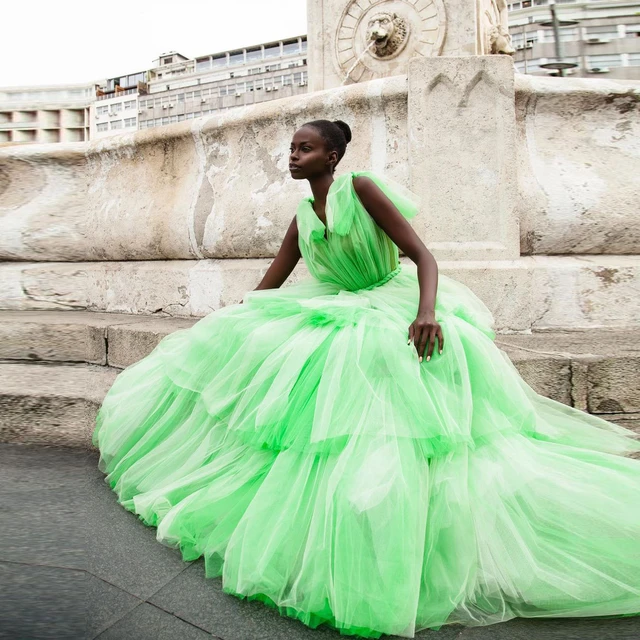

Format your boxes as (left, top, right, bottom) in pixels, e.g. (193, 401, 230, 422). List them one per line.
(0, 84, 93, 146)
(508, 0, 640, 78)
(93, 35, 308, 139)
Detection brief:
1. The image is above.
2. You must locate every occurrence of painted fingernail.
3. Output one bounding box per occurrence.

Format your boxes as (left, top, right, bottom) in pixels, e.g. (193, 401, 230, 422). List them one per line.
(426, 355, 431, 362)
(419, 356, 422, 362)
(439, 349, 443, 354)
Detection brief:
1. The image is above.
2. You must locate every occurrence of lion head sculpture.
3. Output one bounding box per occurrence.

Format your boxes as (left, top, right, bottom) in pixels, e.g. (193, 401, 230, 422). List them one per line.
(365, 12, 410, 58)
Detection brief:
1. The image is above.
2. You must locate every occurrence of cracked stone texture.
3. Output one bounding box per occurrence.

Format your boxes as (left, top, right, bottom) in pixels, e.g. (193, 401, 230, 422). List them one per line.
(2, 443, 639, 639)
(1, 255, 639, 332)
(0, 75, 638, 262)
(0, 363, 118, 447)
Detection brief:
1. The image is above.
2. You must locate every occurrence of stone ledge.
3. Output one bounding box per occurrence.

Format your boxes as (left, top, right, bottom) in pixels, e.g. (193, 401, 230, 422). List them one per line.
(1, 255, 639, 332)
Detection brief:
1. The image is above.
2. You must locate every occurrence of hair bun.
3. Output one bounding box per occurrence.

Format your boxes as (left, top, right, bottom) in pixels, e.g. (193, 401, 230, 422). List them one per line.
(333, 120, 352, 145)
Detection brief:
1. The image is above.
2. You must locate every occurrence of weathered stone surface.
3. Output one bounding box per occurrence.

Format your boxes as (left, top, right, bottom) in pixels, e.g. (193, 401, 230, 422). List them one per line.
(588, 358, 640, 415)
(307, 0, 495, 91)
(0, 77, 409, 262)
(1, 255, 638, 331)
(0, 363, 117, 447)
(0, 75, 638, 261)
(0, 310, 150, 364)
(408, 56, 519, 260)
(515, 75, 640, 256)
(495, 329, 640, 418)
(107, 318, 196, 369)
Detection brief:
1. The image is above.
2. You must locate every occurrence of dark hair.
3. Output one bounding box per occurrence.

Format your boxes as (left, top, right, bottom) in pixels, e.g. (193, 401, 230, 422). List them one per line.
(302, 119, 352, 173)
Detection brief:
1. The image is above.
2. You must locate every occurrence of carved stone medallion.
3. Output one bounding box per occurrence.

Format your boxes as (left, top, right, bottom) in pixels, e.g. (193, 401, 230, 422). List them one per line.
(335, 0, 447, 83)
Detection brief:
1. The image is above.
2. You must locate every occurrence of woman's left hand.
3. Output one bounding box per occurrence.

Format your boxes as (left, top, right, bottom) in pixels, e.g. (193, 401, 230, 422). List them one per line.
(408, 311, 444, 363)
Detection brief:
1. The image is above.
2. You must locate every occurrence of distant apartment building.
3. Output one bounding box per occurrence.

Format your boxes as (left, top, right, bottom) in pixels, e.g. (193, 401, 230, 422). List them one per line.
(92, 70, 150, 139)
(1, 35, 308, 145)
(508, 0, 640, 78)
(93, 35, 308, 139)
(0, 84, 93, 146)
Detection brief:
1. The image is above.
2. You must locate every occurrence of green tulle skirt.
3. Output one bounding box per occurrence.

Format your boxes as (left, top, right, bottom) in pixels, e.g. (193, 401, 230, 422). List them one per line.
(93, 264, 640, 638)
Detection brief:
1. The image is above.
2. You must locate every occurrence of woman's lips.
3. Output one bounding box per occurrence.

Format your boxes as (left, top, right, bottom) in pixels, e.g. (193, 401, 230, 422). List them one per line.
(289, 165, 301, 171)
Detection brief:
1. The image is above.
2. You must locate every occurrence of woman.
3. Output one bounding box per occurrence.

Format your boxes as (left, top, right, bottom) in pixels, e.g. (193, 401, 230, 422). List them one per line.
(94, 119, 640, 638)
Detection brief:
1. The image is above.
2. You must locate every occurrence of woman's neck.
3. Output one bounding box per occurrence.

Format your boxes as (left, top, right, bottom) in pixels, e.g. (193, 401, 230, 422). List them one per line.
(308, 173, 334, 206)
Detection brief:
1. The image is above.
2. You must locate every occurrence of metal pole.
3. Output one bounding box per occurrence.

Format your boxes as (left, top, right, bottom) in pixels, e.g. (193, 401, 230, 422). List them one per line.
(523, 22, 528, 74)
(550, 1, 564, 77)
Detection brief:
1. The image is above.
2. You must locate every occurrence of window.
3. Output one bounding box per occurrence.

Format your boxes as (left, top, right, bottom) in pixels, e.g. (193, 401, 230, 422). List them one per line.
(124, 117, 136, 128)
(97, 123, 108, 132)
(229, 50, 244, 65)
(588, 54, 623, 68)
(111, 103, 122, 113)
(586, 25, 620, 41)
(283, 41, 299, 56)
(196, 57, 211, 72)
(111, 120, 123, 130)
(177, 93, 185, 102)
(281, 74, 292, 86)
(264, 44, 281, 58)
(212, 54, 227, 67)
(246, 47, 262, 62)
(124, 100, 136, 110)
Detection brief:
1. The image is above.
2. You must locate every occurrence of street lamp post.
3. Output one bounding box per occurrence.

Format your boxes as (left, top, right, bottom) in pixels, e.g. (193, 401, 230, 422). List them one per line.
(539, 0, 579, 77)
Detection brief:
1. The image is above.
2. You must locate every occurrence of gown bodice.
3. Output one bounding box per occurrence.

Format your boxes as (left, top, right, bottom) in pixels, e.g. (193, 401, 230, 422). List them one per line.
(295, 171, 421, 291)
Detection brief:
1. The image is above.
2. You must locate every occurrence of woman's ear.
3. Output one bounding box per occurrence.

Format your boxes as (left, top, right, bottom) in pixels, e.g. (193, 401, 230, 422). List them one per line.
(327, 150, 338, 171)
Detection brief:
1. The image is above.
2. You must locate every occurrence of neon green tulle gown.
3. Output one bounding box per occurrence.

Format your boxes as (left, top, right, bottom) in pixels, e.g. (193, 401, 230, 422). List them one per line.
(93, 170, 640, 638)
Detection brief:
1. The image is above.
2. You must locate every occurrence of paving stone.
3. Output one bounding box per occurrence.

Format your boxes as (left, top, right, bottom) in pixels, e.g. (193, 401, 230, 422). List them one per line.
(96, 602, 211, 640)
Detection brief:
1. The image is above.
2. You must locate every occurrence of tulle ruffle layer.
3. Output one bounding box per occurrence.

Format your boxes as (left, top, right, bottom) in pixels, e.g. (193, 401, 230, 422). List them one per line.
(93, 265, 640, 637)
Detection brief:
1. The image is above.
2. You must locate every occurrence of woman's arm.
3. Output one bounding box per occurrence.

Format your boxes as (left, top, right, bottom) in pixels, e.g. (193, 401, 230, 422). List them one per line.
(352, 176, 444, 362)
(253, 215, 302, 291)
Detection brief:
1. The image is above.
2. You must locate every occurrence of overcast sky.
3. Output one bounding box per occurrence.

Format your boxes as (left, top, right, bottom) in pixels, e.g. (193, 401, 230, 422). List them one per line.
(0, 0, 308, 88)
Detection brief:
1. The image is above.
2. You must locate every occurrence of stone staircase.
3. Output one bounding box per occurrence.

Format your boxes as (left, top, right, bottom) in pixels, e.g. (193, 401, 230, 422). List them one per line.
(0, 310, 638, 451)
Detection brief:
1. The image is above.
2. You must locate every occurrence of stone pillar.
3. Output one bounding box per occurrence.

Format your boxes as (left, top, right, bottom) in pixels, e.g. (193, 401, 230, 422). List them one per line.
(408, 55, 519, 261)
(307, 0, 514, 91)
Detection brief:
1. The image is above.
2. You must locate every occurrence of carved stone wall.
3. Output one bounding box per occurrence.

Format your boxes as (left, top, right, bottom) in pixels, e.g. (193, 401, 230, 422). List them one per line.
(408, 56, 519, 260)
(307, 0, 515, 90)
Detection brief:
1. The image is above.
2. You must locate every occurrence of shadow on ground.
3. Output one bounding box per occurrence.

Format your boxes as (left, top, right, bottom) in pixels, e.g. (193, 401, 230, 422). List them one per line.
(1, 444, 638, 640)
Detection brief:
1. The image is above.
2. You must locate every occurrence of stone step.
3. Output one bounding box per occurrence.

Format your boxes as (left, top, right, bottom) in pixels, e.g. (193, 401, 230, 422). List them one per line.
(0, 310, 195, 369)
(0, 311, 638, 448)
(0, 363, 118, 448)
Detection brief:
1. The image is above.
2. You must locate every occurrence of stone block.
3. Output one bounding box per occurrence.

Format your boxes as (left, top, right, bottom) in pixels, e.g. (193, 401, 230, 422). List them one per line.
(0, 364, 117, 448)
(408, 56, 520, 260)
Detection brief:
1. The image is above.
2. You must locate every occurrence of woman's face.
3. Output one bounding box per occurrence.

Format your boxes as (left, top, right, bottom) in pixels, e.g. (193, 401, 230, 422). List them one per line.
(288, 126, 336, 179)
